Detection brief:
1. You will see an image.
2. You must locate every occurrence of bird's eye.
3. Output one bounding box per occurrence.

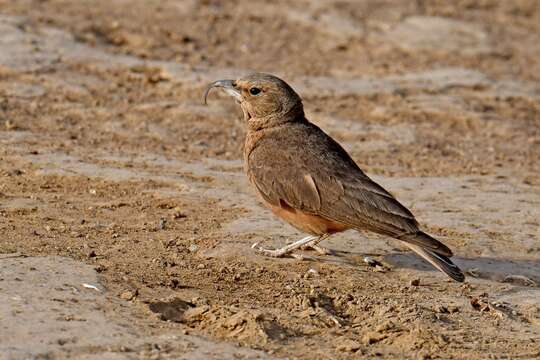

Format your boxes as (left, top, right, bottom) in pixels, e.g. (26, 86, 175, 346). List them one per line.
(249, 87, 261, 95)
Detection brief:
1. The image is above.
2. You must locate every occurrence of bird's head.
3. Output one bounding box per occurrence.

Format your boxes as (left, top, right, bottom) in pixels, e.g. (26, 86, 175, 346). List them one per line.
(204, 73, 304, 130)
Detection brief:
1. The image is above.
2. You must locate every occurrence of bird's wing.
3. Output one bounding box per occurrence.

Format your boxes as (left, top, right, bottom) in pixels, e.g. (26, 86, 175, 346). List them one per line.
(247, 122, 451, 255)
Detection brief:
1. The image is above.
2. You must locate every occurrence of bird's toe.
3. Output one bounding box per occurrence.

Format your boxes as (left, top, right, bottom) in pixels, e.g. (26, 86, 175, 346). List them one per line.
(251, 243, 286, 257)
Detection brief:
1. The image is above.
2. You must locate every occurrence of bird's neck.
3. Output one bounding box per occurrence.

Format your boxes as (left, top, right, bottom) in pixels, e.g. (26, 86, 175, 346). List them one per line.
(246, 102, 306, 132)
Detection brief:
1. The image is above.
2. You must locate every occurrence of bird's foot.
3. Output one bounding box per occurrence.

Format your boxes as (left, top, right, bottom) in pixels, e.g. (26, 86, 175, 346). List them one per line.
(251, 235, 332, 260)
(251, 242, 305, 260)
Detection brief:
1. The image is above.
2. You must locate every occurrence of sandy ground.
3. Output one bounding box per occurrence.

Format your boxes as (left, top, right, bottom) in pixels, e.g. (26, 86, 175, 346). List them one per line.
(0, 0, 539, 359)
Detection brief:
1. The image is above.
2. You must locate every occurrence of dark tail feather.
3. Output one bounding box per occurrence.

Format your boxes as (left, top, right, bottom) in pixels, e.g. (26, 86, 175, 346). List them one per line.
(404, 243, 465, 282)
(398, 231, 453, 257)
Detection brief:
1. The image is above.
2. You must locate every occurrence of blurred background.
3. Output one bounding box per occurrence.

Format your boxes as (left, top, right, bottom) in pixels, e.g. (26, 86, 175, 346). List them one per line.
(0, 1, 539, 359)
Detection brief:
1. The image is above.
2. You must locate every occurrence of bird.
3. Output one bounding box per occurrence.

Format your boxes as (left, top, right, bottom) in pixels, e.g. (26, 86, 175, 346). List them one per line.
(204, 73, 465, 282)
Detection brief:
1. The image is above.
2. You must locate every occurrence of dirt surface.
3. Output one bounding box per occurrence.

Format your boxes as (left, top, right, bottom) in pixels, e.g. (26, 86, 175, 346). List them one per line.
(0, 1, 539, 359)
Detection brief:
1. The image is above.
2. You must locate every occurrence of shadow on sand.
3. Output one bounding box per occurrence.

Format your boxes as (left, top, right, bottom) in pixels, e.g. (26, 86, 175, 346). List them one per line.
(300, 247, 540, 287)
(384, 252, 540, 286)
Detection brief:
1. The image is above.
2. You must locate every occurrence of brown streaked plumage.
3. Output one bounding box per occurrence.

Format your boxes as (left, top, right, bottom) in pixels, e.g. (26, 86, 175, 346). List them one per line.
(204, 73, 465, 282)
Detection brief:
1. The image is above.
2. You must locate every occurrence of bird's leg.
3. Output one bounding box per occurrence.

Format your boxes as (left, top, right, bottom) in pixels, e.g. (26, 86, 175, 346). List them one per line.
(300, 234, 332, 255)
(252, 235, 319, 258)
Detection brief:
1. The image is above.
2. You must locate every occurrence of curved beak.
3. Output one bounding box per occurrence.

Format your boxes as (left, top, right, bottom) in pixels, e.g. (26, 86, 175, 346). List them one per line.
(203, 79, 242, 104)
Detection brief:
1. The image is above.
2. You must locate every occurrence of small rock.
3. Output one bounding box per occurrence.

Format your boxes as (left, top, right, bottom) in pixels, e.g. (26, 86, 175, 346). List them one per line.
(4, 120, 17, 130)
(196, 263, 205, 270)
(303, 268, 319, 279)
(363, 256, 382, 267)
(363, 256, 387, 272)
(169, 278, 180, 288)
(470, 297, 490, 312)
(87, 250, 96, 258)
(410, 278, 420, 286)
(157, 218, 167, 230)
(120, 290, 136, 301)
(188, 244, 199, 253)
(8, 169, 23, 176)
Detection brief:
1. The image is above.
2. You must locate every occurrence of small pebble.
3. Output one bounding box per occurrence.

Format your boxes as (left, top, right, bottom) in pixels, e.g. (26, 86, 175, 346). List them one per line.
(363, 256, 385, 271)
(157, 218, 167, 230)
(4, 120, 16, 130)
(120, 290, 135, 301)
(410, 279, 420, 286)
(9, 169, 23, 176)
(303, 268, 319, 279)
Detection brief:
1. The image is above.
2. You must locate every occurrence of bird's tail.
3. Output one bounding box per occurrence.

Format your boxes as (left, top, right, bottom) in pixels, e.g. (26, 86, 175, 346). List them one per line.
(403, 242, 465, 282)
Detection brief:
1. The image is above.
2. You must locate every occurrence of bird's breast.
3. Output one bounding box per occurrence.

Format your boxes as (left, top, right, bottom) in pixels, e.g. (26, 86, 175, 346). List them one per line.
(243, 130, 267, 173)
